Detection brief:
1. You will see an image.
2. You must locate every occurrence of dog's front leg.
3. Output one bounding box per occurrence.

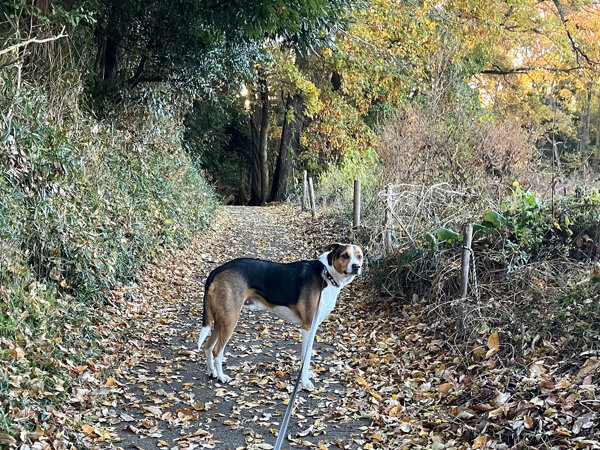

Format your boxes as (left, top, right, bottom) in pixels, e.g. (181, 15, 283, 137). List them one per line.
(300, 328, 318, 390)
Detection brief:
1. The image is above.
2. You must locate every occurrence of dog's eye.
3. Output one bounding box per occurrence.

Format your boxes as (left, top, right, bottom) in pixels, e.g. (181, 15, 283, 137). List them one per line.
(357, 255, 363, 260)
(342, 254, 350, 259)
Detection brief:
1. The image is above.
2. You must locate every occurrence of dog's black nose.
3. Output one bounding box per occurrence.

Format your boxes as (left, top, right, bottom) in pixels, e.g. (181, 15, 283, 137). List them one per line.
(351, 263, 360, 271)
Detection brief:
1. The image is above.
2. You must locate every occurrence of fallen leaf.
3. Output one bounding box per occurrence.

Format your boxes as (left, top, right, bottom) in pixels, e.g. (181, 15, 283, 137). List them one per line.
(487, 332, 499, 351)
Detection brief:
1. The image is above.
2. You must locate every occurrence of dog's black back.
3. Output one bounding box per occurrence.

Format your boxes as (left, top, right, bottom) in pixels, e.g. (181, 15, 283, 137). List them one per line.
(205, 258, 324, 307)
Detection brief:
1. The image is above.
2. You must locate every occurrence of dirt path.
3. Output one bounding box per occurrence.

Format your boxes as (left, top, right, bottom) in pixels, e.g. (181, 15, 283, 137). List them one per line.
(102, 205, 371, 449)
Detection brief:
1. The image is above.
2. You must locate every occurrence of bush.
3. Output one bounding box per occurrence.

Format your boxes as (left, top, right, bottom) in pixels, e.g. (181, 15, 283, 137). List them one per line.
(374, 184, 600, 369)
(377, 103, 534, 188)
(0, 75, 217, 442)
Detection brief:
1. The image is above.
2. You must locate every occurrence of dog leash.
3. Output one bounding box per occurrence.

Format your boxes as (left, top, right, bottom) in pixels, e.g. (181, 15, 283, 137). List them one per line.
(274, 272, 328, 450)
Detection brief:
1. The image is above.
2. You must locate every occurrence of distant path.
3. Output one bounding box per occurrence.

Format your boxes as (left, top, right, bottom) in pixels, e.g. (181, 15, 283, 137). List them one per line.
(104, 205, 370, 449)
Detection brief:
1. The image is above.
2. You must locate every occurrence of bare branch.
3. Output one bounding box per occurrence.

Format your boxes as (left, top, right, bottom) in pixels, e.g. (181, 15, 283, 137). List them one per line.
(0, 27, 67, 58)
(481, 65, 583, 75)
(551, 0, 597, 66)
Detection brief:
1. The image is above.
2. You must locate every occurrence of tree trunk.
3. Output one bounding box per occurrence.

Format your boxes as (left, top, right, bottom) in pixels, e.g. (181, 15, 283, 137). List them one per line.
(594, 100, 600, 171)
(249, 76, 269, 206)
(95, 6, 120, 81)
(269, 94, 305, 202)
(236, 160, 248, 205)
(578, 88, 592, 168)
(249, 109, 262, 205)
(582, 88, 592, 165)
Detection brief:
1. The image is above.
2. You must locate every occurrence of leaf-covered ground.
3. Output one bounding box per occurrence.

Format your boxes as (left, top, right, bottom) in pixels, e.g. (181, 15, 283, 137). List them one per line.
(5, 203, 599, 449)
(85, 205, 599, 449)
(92, 205, 374, 449)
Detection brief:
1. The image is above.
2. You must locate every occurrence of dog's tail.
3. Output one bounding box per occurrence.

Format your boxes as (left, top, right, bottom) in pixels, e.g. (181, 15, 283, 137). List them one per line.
(197, 279, 214, 350)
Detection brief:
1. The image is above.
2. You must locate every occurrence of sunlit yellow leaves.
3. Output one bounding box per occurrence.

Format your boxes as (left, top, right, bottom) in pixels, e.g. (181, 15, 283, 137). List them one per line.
(81, 424, 95, 435)
(472, 435, 488, 448)
(268, 48, 322, 118)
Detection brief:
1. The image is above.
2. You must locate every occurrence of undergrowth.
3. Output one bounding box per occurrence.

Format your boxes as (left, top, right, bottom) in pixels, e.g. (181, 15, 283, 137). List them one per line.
(372, 183, 600, 371)
(0, 73, 217, 444)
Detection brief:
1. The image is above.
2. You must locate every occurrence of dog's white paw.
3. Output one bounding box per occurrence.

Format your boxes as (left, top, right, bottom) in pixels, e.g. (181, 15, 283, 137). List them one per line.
(301, 379, 314, 391)
(207, 364, 218, 378)
(218, 374, 231, 383)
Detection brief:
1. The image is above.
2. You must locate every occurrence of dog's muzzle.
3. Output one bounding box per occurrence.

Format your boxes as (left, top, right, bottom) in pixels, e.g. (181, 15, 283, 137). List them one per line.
(348, 264, 362, 275)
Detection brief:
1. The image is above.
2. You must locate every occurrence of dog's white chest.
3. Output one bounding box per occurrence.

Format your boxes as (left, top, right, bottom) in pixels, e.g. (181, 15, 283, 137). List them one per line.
(317, 286, 339, 324)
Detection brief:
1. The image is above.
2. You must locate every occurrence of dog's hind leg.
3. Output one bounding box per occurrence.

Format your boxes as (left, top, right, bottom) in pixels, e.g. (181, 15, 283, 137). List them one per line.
(203, 328, 219, 378)
(197, 326, 212, 350)
(212, 308, 242, 384)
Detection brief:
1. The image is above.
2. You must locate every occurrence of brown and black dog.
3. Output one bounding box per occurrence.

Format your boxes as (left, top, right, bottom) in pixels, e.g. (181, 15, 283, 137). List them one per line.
(197, 243, 364, 390)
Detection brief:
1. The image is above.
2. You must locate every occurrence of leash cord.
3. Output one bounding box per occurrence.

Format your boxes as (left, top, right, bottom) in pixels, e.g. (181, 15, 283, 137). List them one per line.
(274, 277, 325, 450)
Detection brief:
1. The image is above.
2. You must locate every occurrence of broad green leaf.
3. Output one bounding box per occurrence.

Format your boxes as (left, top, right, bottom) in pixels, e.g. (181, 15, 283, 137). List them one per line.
(483, 210, 505, 228)
(436, 227, 461, 244)
(425, 232, 438, 250)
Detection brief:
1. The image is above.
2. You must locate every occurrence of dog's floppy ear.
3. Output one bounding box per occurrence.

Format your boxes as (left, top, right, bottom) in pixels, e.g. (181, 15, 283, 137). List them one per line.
(324, 243, 342, 266)
(323, 243, 342, 252)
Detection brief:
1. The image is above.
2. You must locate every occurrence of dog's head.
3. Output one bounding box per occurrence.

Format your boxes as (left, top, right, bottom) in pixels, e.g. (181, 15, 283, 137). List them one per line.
(324, 243, 364, 277)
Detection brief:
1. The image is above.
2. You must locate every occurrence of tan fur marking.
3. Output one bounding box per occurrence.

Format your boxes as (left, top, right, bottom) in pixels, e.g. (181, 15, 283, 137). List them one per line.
(298, 279, 322, 331)
(332, 244, 352, 275)
(204, 271, 247, 356)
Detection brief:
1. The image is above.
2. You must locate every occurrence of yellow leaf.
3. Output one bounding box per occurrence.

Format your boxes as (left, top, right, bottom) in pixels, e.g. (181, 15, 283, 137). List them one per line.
(389, 405, 402, 417)
(157, 440, 169, 446)
(487, 332, 499, 351)
(81, 424, 95, 435)
(473, 435, 488, 448)
(106, 377, 117, 387)
(356, 376, 368, 387)
(554, 428, 571, 436)
(371, 392, 382, 400)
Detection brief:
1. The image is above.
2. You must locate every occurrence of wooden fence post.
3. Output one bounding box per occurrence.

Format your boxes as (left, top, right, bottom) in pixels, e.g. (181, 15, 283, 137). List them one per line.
(308, 177, 316, 218)
(353, 179, 361, 228)
(460, 223, 474, 300)
(302, 170, 308, 211)
(383, 184, 394, 255)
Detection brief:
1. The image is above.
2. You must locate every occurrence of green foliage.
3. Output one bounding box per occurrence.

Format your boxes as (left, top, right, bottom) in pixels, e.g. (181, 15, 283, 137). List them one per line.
(270, 49, 322, 117)
(1, 87, 216, 302)
(316, 148, 379, 218)
(436, 228, 462, 244)
(184, 92, 251, 202)
(0, 67, 217, 439)
(88, 0, 357, 100)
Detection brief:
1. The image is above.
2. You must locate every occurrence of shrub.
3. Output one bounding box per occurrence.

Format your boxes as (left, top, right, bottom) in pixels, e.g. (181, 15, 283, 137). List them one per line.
(0, 75, 217, 442)
(377, 103, 534, 188)
(316, 148, 382, 227)
(374, 183, 600, 370)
